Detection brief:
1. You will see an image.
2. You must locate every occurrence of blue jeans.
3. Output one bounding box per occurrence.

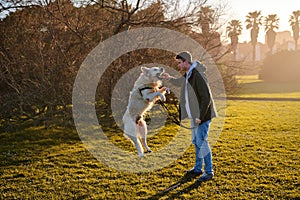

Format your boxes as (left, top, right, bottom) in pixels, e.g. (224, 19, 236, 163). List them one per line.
(191, 120, 213, 174)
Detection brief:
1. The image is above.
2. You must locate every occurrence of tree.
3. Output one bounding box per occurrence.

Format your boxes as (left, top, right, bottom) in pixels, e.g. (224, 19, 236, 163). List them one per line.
(259, 50, 300, 83)
(264, 14, 279, 54)
(0, 0, 109, 128)
(226, 19, 242, 61)
(289, 10, 300, 50)
(245, 11, 262, 65)
(0, 0, 39, 13)
(0, 0, 233, 129)
(198, 6, 214, 36)
(194, 5, 223, 59)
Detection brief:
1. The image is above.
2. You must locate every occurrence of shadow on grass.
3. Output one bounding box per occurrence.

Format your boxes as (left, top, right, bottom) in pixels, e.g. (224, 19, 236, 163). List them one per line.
(146, 173, 202, 200)
(1, 126, 80, 145)
(0, 126, 81, 167)
(239, 81, 300, 95)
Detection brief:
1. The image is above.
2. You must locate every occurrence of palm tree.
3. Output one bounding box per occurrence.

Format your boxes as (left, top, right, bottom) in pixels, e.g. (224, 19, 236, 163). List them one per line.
(245, 11, 262, 65)
(289, 10, 300, 50)
(226, 19, 242, 61)
(264, 14, 279, 54)
(198, 6, 214, 36)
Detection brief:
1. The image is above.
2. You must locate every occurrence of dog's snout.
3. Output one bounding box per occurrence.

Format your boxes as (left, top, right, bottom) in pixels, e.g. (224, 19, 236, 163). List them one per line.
(160, 67, 164, 72)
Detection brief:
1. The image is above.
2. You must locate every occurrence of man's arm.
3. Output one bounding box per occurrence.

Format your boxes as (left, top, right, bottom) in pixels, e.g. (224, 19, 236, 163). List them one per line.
(161, 73, 185, 87)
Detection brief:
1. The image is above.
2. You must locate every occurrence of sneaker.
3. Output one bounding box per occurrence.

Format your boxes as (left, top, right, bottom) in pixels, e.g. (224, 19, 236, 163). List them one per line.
(185, 169, 203, 176)
(197, 173, 213, 182)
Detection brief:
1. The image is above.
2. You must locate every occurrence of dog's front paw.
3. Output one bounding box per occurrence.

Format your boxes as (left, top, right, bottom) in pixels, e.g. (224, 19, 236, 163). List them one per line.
(160, 86, 167, 91)
(165, 88, 170, 94)
(160, 94, 166, 102)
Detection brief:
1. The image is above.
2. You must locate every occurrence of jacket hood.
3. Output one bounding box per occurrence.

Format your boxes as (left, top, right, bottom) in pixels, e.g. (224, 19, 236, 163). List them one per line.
(195, 60, 206, 73)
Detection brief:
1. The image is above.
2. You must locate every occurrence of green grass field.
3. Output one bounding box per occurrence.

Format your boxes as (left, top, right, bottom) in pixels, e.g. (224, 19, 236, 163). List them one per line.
(1, 76, 300, 199)
(233, 75, 300, 99)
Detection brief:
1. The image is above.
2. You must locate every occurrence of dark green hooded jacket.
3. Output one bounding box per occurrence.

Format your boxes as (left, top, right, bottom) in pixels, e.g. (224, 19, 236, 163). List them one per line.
(170, 61, 217, 123)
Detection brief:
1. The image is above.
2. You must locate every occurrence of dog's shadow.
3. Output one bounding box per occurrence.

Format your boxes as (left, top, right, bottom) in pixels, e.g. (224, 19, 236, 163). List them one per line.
(146, 173, 202, 200)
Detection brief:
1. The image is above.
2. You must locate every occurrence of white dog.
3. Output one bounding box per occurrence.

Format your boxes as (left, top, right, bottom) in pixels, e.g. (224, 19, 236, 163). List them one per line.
(122, 66, 167, 157)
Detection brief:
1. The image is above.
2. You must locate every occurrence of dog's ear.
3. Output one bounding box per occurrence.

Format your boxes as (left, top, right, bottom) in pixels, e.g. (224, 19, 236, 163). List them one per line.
(141, 67, 150, 76)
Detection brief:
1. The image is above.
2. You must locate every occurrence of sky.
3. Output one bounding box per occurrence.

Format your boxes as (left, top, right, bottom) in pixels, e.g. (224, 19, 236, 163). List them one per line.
(211, 0, 300, 43)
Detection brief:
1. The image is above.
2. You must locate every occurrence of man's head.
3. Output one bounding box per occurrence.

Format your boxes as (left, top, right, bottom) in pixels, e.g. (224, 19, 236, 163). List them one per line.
(175, 51, 192, 72)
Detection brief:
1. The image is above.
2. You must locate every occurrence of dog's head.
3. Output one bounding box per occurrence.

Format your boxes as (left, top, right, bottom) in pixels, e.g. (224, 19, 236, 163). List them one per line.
(141, 66, 165, 80)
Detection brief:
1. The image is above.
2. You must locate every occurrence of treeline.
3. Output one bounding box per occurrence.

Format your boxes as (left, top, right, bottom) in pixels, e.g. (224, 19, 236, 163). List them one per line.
(259, 50, 300, 83)
(0, 0, 232, 129)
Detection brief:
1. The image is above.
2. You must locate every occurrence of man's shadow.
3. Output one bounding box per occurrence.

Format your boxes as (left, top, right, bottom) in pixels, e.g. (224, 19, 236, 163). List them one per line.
(146, 173, 202, 200)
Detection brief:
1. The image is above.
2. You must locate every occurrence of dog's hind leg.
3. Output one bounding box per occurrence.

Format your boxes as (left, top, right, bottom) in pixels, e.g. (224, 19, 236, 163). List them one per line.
(141, 138, 152, 153)
(133, 137, 144, 157)
(138, 120, 152, 153)
(126, 134, 144, 157)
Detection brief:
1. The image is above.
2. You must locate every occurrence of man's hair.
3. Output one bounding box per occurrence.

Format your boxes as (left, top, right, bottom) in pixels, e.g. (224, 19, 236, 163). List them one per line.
(175, 54, 185, 61)
(175, 51, 192, 64)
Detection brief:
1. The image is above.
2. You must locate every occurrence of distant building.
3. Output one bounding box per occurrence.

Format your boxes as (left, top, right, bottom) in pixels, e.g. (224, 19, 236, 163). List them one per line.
(274, 31, 293, 45)
(272, 31, 294, 51)
(234, 42, 268, 63)
(222, 30, 295, 64)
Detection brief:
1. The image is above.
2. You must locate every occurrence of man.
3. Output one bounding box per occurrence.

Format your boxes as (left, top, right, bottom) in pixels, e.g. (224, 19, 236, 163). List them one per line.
(164, 51, 217, 182)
